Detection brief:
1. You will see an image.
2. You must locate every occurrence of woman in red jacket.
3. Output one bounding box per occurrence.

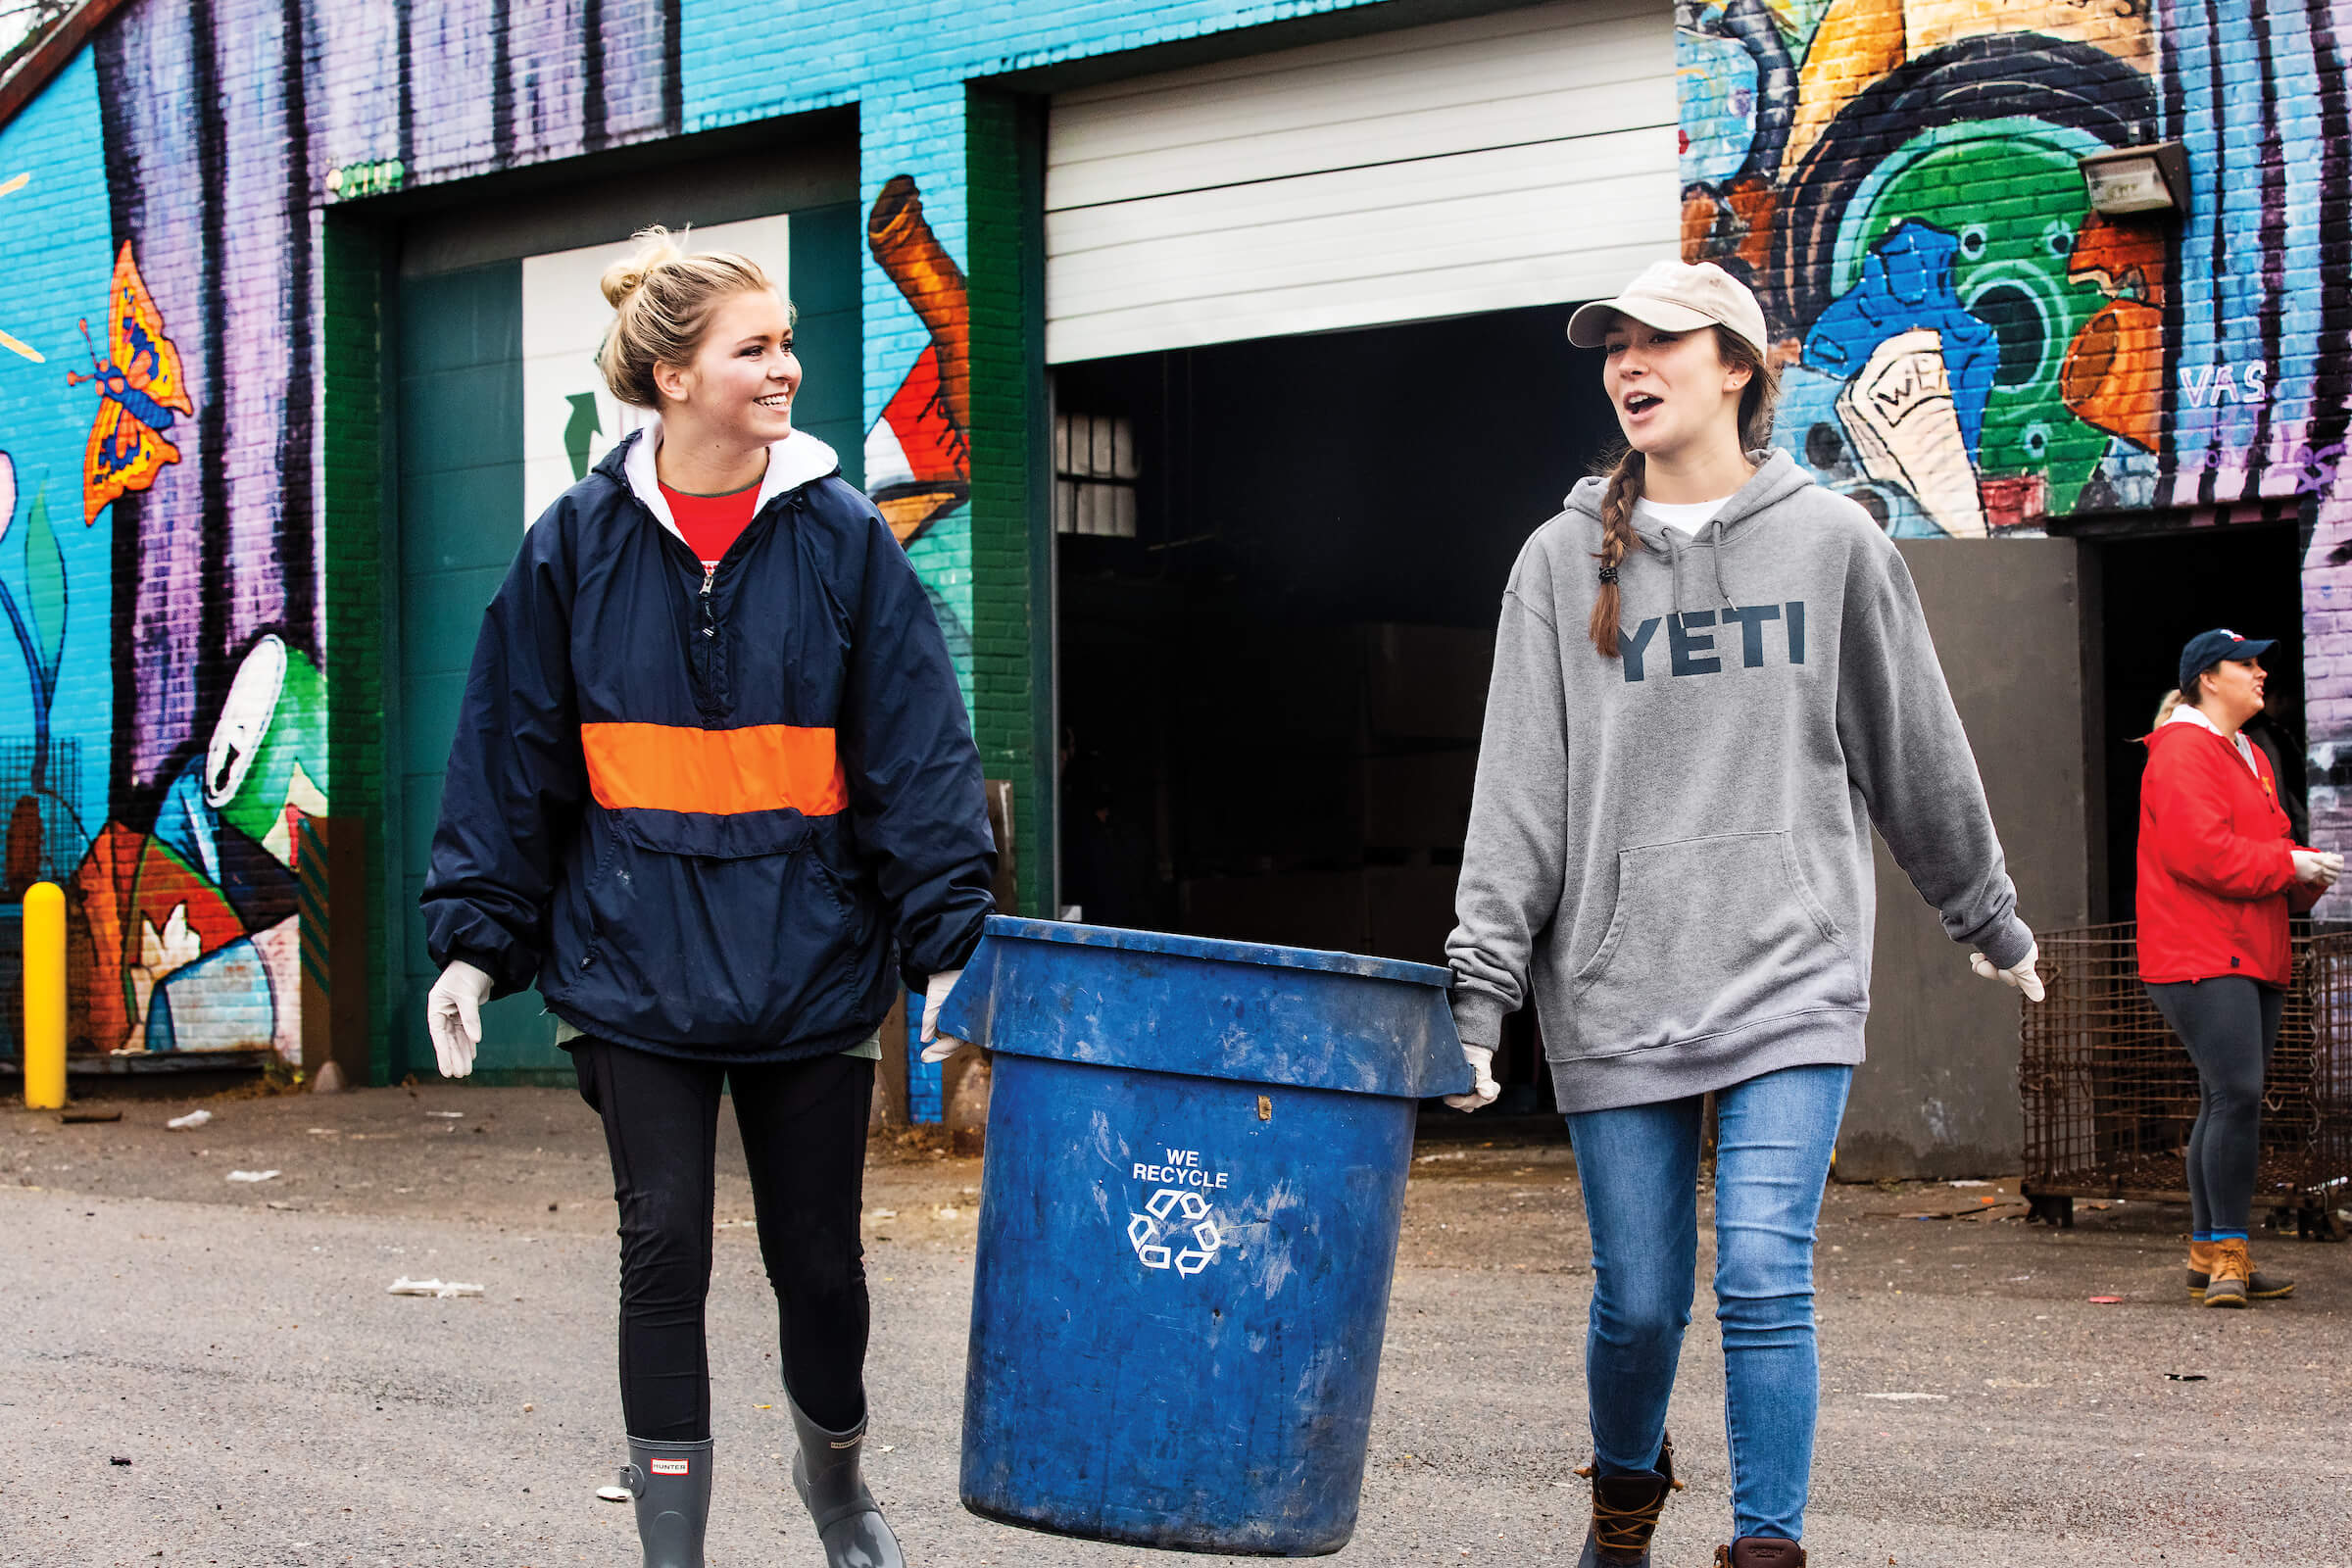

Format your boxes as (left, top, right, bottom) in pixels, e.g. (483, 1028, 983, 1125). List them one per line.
(2138, 629, 2340, 1307)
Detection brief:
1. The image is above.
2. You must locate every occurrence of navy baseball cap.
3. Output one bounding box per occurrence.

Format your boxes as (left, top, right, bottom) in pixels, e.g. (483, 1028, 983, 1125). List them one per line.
(2179, 628, 2277, 692)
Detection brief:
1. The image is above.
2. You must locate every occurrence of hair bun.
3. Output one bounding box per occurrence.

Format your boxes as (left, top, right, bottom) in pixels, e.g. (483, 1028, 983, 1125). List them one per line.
(599, 225, 686, 308)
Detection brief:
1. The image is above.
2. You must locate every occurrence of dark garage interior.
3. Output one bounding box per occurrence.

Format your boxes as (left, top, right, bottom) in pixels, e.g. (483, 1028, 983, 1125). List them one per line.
(1053, 303, 1619, 1113)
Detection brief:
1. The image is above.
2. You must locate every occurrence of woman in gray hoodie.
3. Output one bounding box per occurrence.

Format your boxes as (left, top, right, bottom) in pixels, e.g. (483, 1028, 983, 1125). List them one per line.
(1443, 261, 2043, 1568)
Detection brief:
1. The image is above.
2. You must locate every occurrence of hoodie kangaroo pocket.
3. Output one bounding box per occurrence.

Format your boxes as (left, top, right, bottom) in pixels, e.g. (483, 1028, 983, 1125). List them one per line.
(1567, 832, 1854, 1058)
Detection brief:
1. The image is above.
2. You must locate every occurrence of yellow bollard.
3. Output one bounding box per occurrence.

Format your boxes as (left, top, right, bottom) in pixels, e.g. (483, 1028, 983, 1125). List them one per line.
(22, 881, 65, 1110)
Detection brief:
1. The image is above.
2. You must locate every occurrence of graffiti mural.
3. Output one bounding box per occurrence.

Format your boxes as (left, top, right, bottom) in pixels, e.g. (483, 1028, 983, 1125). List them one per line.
(1680, 0, 2164, 533)
(49, 2, 683, 1058)
(863, 172, 976, 690)
(1678, 0, 2352, 910)
(864, 174, 969, 545)
(67, 243, 191, 524)
(0, 0, 2346, 1065)
(72, 631, 322, 1057)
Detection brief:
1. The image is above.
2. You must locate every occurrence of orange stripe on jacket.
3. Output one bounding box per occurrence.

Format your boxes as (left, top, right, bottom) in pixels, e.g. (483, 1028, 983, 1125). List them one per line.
(581, 722, 849, 816)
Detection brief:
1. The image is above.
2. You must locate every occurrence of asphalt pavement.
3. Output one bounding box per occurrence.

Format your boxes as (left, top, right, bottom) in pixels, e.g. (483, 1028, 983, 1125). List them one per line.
(2, 1084, 2347, 1567)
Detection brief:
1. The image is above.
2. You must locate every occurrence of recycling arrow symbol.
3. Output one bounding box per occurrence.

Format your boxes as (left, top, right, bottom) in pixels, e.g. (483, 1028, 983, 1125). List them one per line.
(1127, 1187, 1222, 1277)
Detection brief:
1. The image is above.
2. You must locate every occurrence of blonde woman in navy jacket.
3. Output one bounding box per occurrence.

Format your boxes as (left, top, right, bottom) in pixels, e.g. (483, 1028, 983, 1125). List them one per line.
(421, 228, 992, 1568)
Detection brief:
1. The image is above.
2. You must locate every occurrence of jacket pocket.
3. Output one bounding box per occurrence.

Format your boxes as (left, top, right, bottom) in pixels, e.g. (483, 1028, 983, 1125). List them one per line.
(1566, 831, 1857, 1059)
(576, 807, 882, 1046)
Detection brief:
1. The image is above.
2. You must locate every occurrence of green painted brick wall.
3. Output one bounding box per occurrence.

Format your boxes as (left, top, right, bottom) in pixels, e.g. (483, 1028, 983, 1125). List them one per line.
(963, 88, 1054, 918)
(319, 217, 395, 1085)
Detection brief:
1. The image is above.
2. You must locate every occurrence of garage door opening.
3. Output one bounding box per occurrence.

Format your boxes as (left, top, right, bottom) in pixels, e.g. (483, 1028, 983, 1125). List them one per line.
(1054, 303, 1620, 1115)
(2096, 525, 2306, 922)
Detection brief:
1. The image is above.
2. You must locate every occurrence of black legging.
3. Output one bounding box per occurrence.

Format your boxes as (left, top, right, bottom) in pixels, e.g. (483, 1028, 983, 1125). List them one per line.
(2144, 977, 2284, 1239)
(572, 1039, 873, 1441)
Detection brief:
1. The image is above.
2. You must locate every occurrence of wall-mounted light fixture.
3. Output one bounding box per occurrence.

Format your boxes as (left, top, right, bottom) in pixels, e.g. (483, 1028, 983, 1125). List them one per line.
(2078, 142, 2190, 217)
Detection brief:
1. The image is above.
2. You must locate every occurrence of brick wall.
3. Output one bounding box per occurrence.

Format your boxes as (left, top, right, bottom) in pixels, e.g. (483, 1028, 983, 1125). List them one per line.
(965, 87, 1050, 917)
(319, 216, 391, 1082)
(1679, 0, 2352, 913)
(0, 0, 2345, 1077)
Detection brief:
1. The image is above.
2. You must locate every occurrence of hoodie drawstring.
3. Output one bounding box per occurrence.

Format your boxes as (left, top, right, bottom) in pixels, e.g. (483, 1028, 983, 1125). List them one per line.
(1656, 522, 1737, 622)
(1704, 515, 1736, 612)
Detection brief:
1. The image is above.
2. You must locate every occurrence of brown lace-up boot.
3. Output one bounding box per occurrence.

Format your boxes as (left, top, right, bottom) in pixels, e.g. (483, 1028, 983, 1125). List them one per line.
(1574, 1431, 1684, 1567)
(1714, 1538, 1807, 1566)
(2188, 1238, 2294, 1299)
(2200, 1237, 2254, 1308)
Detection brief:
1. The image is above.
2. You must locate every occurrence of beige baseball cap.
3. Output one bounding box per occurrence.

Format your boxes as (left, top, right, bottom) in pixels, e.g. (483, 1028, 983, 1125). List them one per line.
(1567, 260, 1770, 360)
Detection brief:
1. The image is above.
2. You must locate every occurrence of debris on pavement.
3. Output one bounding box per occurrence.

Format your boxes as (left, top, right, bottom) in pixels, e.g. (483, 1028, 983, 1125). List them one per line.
(2088, 1295, 2124, 1304)
(596, 1484, 631, 1503)
(1861, 1392, 1948, 1401)
(225, 1169, 280, 1183)
(2165, 1373, 2209, 1382)
(388, 1277, 483, 1298)
(165, 1109, 212, 1130)
(426, 1110, 464, 1119)
(109, 1455, 130, 1466)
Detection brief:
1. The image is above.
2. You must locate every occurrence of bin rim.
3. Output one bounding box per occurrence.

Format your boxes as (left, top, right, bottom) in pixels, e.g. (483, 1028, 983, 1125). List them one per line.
(975, 915, 1452, 989)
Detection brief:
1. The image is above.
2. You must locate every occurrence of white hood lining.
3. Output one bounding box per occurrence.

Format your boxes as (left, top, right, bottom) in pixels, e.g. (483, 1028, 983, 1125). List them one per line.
(621, 418, 841, 547)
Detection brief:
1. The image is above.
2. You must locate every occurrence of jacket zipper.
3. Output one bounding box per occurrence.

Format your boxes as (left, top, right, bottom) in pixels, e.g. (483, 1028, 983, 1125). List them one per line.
(621, 475, 791, 721)
(698, 564, 721, 727)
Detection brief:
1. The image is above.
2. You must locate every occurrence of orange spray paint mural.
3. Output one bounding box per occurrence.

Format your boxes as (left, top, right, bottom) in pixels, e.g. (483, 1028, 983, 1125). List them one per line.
(863, 174, 971, 548)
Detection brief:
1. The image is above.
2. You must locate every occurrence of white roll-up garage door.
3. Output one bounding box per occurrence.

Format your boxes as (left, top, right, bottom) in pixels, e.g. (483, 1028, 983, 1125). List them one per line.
(1045, 0, 1680, 366)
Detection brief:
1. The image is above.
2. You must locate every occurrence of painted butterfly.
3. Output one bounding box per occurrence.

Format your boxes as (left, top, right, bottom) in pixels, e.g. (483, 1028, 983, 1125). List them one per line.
(67, 242, 194, 525)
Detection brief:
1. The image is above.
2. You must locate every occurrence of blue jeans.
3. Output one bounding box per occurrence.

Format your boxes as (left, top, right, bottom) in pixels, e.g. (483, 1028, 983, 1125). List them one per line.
(1566, 1063, 1851, 1543)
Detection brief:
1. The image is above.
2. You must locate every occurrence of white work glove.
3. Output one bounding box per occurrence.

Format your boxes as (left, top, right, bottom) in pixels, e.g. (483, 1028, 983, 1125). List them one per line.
(1968, 939, 2045, 1004)
(917, 967, 967, 1064)
(425, 959, 493, 1078)
(1442, 1044, 1501, 1112)
(2293, 850, 2344, 889)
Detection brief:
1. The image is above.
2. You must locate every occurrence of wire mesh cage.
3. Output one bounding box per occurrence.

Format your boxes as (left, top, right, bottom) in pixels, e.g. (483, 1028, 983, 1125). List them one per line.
(0, 737, 84, 892)
(2020, 921, 2352, 1237)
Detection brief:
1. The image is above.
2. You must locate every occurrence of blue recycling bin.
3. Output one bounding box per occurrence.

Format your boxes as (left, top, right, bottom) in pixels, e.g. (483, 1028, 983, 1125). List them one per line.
(937, 915, 1471, 1556)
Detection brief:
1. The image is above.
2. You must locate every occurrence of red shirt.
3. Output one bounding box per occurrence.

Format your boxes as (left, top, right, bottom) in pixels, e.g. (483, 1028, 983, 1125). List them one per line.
(2135, 719, 2313, 987)
(661, 480, 760, 567)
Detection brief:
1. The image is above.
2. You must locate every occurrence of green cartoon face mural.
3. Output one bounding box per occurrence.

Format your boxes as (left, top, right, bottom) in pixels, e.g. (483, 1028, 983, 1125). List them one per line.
(1835, 121, 2114, 510)
(205, 633, 326, 858)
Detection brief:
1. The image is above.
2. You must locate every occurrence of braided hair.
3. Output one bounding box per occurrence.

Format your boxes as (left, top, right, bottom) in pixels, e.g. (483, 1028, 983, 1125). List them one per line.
(1587, 452, 1645, 658)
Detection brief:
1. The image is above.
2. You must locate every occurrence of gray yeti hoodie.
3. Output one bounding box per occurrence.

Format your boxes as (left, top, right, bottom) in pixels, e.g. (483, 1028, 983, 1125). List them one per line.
(1445, 450, 2032, 1114)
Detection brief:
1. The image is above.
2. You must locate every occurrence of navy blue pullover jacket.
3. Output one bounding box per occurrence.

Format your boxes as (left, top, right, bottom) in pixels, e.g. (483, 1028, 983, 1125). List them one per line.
(421, 427, 996, 1061)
